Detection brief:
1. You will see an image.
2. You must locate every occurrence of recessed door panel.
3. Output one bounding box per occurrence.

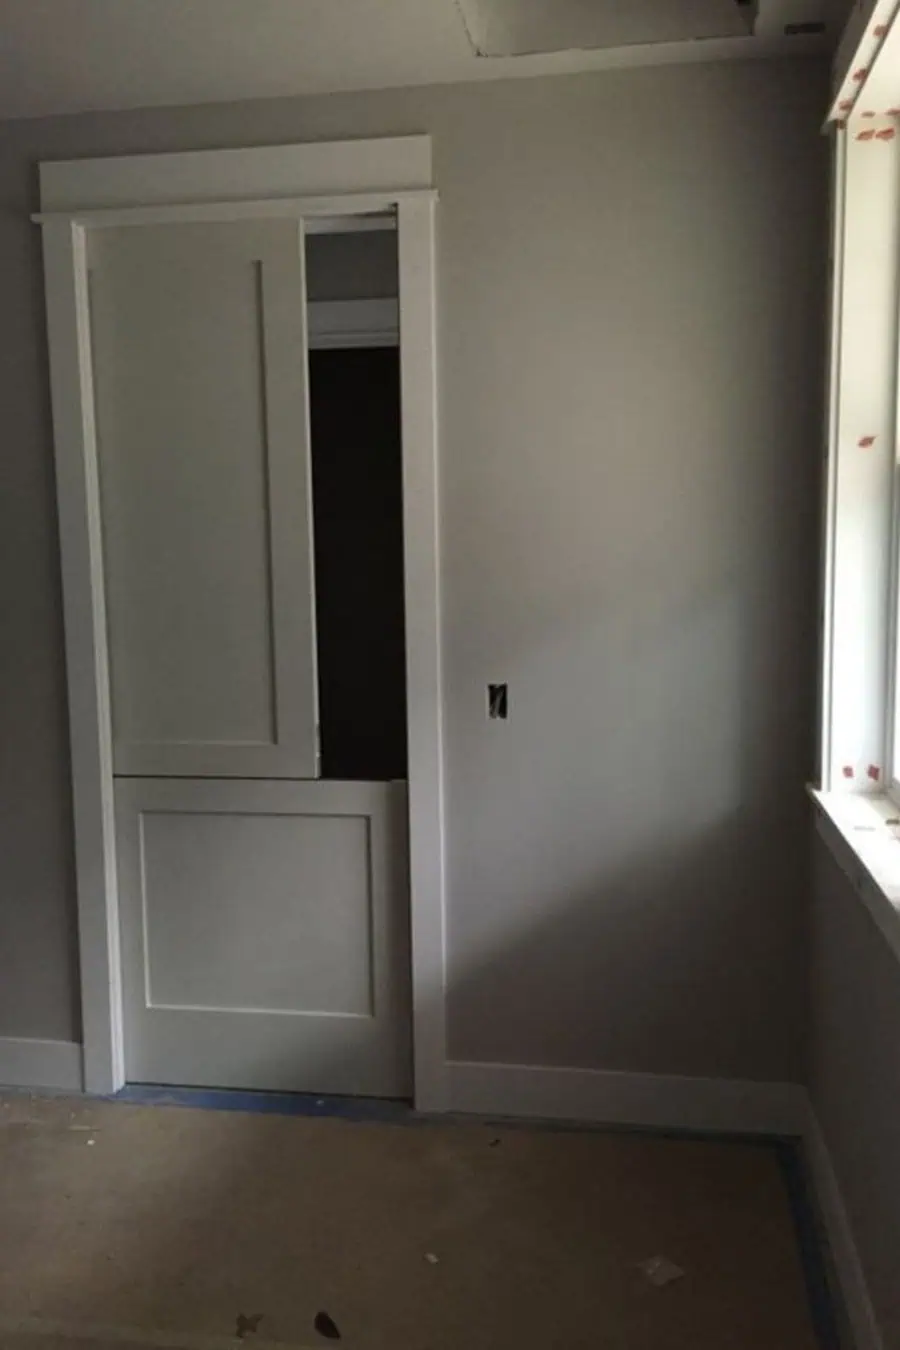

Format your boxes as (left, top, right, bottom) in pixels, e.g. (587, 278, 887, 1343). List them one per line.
(142, 812, 374, 1017)
(117, 777, 411, 1096)
(89, 220, 318, 778)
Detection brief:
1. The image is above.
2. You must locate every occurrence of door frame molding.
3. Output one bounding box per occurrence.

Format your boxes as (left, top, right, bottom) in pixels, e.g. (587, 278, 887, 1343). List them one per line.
(36, 135, 449, 1111)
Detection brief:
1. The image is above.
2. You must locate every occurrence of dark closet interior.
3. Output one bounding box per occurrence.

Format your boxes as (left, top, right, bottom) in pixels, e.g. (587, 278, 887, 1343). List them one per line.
(308, 346, 407, 782)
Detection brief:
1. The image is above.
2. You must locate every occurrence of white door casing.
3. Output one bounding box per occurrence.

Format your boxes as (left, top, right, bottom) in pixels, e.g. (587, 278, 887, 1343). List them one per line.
(37, 138, 448, 1109)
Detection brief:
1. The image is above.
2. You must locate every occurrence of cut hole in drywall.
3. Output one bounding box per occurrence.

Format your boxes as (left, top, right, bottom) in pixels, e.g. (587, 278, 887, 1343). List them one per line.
(488, 684, 508, 721)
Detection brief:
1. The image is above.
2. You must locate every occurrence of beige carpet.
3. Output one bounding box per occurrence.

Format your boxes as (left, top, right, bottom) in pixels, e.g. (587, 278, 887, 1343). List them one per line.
(0, 1093, 821, 1350)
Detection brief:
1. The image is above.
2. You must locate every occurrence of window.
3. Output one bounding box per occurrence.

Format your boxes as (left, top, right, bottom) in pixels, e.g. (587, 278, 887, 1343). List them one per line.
(815, 0, 900, 940)
(821, 2, 900, 799)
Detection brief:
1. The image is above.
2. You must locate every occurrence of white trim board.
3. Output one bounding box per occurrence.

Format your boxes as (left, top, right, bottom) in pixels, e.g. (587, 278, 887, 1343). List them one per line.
(397, 196, 447, 1112)
(805, 1111, 885, 1350)
(39, 138, 432, 213)
(446, 1061, 808, 1136)
(0, 1038, 83, 1092)
(32, 191, 436, 231)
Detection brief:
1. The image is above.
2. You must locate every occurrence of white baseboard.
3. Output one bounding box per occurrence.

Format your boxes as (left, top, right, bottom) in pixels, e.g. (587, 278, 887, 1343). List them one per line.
(805, 1110, 883, 1350)
(0, 1037, 83, 1092)
(446, 1060, 808, 1135)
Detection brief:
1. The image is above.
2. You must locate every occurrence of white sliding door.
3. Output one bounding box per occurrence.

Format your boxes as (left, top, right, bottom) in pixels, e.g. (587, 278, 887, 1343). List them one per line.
(89, 220, 319, 779)
(38, 139, 439, 1106)
(81, 213, 411, 1098)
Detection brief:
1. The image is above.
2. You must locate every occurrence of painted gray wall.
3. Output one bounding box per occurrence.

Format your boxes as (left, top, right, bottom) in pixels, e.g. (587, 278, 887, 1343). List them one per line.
(0, 58, 827, 1077)
(808, 839, 900, 1344)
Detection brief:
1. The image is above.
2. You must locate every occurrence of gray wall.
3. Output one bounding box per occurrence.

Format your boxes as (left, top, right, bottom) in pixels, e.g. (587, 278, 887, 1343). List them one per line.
(808, 839, 900, 1345)
(0, 58, 828, 1078)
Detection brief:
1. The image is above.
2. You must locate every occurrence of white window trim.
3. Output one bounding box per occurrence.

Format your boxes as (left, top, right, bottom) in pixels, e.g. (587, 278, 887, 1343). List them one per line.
(811, 791, 900, 964)
(816, 1, 900, 954)
(36, 135, 449, 1109)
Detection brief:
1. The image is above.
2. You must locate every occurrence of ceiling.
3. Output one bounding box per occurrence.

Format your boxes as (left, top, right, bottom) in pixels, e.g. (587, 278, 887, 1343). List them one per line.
(0, 0, 850, 122)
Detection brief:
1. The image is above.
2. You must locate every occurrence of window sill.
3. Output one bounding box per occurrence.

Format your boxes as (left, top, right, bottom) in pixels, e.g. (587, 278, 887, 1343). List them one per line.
(810, 787, 900, 965)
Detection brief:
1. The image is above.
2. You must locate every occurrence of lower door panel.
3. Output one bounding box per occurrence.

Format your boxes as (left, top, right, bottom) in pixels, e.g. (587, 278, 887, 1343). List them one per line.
(115, 777, 411, 1097)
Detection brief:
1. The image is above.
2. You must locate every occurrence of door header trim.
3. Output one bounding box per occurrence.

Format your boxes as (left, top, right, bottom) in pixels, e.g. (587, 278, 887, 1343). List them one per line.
(39, 136, 432, 213)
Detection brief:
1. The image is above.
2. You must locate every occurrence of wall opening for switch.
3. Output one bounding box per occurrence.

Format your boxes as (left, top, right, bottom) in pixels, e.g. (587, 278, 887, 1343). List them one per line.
(488, 684, 509, 720)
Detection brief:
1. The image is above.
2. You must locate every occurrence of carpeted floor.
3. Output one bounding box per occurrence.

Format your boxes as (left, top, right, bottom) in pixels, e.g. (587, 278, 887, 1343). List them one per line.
(0, 1092, 827, 1349)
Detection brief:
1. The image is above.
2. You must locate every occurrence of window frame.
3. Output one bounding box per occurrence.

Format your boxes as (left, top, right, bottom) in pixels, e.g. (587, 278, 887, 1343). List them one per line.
(814, 1, 900, 959)
(821, 121, 899, 797)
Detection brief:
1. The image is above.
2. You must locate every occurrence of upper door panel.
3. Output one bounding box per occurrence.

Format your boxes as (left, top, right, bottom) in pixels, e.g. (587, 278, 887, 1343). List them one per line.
(89, 219, 318, 778)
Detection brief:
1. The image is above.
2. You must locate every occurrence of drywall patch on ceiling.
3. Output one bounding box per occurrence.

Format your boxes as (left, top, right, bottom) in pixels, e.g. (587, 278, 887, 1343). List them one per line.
(456, 0, 755, 57)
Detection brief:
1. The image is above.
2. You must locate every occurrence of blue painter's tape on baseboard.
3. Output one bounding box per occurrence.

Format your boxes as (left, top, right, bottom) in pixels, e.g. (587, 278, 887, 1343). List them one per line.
(776, 1139, 844, 1350)
(111, 1083, 843, 1346)
(114, 1083, 414, 1124)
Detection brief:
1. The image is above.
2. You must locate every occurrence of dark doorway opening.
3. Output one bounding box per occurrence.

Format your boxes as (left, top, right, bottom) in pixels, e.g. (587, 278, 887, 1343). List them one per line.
(309, 347, 407, 782)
